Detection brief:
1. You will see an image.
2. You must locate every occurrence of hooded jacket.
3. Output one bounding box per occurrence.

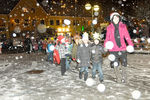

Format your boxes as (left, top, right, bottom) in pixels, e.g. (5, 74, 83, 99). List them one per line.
(104, 22, 133, 52)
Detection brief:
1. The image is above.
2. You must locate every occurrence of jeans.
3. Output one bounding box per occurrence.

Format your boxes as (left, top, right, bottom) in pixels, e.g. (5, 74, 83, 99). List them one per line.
(47, 52, 53, 63)
(66, 58, 71, 70)
(80, 66, 88, 75)
(92, 62, 103, 80)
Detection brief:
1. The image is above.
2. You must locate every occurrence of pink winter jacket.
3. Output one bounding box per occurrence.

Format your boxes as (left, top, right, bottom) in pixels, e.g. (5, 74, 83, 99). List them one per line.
(104, 22, 134, 52)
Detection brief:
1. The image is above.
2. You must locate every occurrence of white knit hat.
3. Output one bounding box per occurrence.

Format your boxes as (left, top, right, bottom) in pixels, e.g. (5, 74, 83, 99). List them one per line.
(110, 12, 120, 20)
(82, 32, 89, 40)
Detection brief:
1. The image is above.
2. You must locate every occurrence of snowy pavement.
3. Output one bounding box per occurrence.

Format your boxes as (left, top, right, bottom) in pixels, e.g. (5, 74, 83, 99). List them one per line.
(0, 52, 150, 100)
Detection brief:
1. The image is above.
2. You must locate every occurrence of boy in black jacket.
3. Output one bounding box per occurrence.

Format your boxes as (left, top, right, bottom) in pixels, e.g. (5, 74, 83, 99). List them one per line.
(91, 32, 106, 82)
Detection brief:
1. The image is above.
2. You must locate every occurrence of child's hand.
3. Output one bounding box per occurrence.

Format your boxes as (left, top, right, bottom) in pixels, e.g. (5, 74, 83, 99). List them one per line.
(77, 59, 81, 63)
(72, 58, 76, 61)
(104, 47, 108, 52)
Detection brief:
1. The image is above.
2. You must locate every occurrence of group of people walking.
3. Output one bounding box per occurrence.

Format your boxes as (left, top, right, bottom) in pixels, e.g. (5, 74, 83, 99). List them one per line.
(46, 12, 134, 83)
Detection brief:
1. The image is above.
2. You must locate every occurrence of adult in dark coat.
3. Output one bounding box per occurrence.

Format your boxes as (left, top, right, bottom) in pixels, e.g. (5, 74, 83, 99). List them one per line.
(24, 35, 32, 54)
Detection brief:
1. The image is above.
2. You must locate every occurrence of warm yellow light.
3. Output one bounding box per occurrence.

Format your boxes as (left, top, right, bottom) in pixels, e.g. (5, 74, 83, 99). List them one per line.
(93, 5, 100, 11)
(62, 28, 65, 32)
(85, 3, 92, 10)
(58, 28, 62, 32)
(66, 28, 69, 32)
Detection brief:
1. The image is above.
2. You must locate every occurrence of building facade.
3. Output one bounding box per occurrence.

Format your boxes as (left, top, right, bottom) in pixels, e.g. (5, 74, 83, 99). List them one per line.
(0, 0, 91, 39)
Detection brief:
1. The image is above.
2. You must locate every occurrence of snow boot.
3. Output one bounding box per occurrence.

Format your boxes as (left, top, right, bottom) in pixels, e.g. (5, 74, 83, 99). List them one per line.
(114, 66, 121, 83)
(79, 71, 83, 79)
(120, 66, 127, 83)
(99, 78, 104, 83)
(84, 73, 88, 81)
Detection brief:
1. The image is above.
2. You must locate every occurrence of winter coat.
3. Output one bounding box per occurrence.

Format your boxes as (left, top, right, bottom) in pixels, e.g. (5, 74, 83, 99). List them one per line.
(55, 44, 68, 59)
(90, 44, 105, 63)
(66, 43, 73, 55)
(24, 38, 32, 51)
(71, 43, 78, 59)
(47, 44, 54, 53)
(77, 43, 91, 67)
(104, 22, 133, 52)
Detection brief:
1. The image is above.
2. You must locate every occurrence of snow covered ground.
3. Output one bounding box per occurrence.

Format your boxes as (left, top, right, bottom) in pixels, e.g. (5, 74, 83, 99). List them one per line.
(0, 52, 150, 100)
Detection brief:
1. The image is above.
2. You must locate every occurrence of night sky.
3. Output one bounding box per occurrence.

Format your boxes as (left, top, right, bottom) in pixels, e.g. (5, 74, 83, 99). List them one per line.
(0, 0, 145, 18)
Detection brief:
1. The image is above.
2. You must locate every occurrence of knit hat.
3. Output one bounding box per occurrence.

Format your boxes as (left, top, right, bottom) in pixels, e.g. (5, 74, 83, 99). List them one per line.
(93, 32, 100, 40)
(110, 12, 120, 21)
(82, 32, 89, 40)
(56, 35, 65, 44)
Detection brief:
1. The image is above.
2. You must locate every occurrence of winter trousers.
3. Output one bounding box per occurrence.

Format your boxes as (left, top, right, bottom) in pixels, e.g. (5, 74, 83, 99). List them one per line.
(110, 51, 128, 83)
(61, 58, 66, 76)
(47, 52, 53, 63)
(92, 62, 103, 81)
(79, 66, 88, 81)
(110, 51, 127, 68)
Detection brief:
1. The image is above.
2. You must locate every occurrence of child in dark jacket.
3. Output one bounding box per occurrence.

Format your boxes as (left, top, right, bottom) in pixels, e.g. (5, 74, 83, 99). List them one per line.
(77, 32, 91, 81)
(91, 32, 106, 83)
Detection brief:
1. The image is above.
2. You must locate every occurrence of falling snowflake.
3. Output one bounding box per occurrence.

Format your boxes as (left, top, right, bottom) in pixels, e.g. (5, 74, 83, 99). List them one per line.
(92, 50, 96, 54)
(15, 56, 19, 60)
(105, 41, 114, 50)
(108, 54, 116, 61)
(31, 36, 35, 40)
(86, 78, 95, 86)
(14, 26, 21, 33)
(133, 29, 137, 33)
(147, 38, 150, 43)
(20, 56, 23, 59)
(97, 84, 106, 92)
(37, 24, 47, 33)
(141, 37, 145, 41)
(132, 90, 141, 99)
(49, 45, 55, 51)
(114, 62, 118, 67)
(126, 45, 134, 53)
(134, 39, 138, 43)
(11, 78, 17, 83)
(13, 33, 17, 37)
(64, 19, 71, 25)
(36, 3, 40, 6)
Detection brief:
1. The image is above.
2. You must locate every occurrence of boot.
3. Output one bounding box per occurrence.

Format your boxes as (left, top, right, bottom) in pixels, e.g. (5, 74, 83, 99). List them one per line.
(79, 71, 83, 79)
(99, 78, 104, 83)
(114, 66, 121, 83)
(84, 73, 88, 81)
(120, 66, 127, 83)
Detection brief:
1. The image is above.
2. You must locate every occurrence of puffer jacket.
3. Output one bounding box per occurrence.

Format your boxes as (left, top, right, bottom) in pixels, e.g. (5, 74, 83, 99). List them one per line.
(90, 44, 105, 63)
(77, 43, 91, 67)
(104, 22, 133, 52)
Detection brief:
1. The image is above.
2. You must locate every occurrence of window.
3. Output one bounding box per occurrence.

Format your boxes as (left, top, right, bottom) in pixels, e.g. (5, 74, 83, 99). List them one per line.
(73, 20, 79, 26)
(15, 19, 19, 23)
(56, 20, 60, 25)
(24, 19, 29, 26)
(32, 19, 36, 26)
(40, 20, 45, 24)
(0, 19, 5, 26)
(31, 8, 35, 13)
(50, 20, 54, 25)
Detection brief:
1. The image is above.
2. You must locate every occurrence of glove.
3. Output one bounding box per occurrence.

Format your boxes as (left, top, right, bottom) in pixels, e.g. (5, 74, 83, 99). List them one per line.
(72, 58, 76, 61)
(77, 59, 81, 63)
